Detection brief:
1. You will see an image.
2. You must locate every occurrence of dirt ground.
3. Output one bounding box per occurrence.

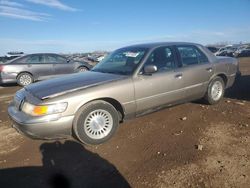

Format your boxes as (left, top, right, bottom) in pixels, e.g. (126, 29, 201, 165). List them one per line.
(0, 58, 249, 188)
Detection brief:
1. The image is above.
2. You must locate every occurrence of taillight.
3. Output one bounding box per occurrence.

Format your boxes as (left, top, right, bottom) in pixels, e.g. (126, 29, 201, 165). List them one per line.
(0, 65, 3, 72)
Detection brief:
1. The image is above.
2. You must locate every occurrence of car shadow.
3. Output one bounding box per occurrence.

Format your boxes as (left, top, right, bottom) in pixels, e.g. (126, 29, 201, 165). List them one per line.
(0, 83, 18, 87)
(225, 75, 250, 101)
(0, 140, 131, 188)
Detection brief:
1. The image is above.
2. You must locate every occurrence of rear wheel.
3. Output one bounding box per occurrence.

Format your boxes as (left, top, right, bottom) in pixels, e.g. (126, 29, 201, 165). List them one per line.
(77, 66, 88, 72)
(73, 100, 119, 145)
(204, 76, 225, 105)
(17, 73, 33, 86)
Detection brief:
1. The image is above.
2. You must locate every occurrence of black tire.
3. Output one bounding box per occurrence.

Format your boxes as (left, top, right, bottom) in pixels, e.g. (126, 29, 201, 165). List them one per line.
(77, 66, 88, 72)
(17, 72, 33, 86)
(73, 100, 119, 145)
(204, 76, 225, 105)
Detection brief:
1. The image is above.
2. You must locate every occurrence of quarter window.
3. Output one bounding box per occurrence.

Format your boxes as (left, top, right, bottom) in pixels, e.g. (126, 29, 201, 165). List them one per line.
(177, 46, 208, 67)
(56, 56, 67, 63)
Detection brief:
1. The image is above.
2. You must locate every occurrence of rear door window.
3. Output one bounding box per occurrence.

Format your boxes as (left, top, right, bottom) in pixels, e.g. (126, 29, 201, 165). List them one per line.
(45, 55, 57, 63)
(26, 55, 44, 64)
(177, 46, 208, 67)
(56, 55, 67, 63)
(45, 55, 67, 64)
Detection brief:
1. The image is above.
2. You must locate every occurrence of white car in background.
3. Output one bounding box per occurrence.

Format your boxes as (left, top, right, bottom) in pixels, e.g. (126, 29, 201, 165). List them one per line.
(96, 55, 106, 62)
(215, 46, 237, 57)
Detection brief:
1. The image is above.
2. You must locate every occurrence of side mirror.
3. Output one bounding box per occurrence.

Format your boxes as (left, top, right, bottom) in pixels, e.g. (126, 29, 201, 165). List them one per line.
(144, 65, 157, 74)
(67, 59, 70, 63)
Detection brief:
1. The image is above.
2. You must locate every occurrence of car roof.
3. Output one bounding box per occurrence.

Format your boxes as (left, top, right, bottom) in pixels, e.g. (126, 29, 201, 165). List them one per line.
(120, 42, 201, 49)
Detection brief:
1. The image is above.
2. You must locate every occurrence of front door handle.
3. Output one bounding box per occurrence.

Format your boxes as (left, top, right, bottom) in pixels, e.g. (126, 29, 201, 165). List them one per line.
(206, 67, 213, 72)
(175, 74, 183, 79)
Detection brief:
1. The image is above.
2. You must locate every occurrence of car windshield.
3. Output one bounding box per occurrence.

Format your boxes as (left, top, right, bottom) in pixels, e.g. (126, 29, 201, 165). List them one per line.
(92, 47, 148, 75)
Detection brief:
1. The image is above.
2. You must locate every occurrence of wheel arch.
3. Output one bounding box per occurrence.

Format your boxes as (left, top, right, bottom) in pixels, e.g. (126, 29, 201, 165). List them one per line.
(16, 71, 34, 80)
(216, 73, 228, 86)
(75, 97, 125, 122)
(98, 98, 125, 121)
(209, 73, 228, 86)
(77, 65, 89, 70)
(91, 98, 125, 121)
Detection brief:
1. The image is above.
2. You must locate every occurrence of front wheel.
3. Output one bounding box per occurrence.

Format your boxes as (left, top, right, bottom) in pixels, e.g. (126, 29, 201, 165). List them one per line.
(73, 100, 119, 145)
(204, 76, 225, 105)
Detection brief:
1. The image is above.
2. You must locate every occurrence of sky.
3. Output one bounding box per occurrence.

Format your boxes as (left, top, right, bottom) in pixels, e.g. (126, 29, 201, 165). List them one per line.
(0, 0, 250, 55)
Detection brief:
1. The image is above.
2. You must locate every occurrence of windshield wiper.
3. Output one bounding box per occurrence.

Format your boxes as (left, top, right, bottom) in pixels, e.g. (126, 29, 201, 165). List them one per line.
(91, 69, 107, 73)
(92, 69, 129, 75)
(112, 71, 129, 75)
(102, 70, 129, 75)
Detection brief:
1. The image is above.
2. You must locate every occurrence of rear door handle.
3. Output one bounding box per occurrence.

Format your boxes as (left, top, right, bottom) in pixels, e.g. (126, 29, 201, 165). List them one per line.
(206, 67, 213, 72)
(175, 74, 183, 79)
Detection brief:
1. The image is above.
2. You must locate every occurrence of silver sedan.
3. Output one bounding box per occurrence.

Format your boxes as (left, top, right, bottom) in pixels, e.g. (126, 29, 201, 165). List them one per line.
(0, 53, 92, 86)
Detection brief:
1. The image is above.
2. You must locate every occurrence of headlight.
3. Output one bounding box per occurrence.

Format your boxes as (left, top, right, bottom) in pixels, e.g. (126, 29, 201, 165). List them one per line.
(22, 102, 68, 116)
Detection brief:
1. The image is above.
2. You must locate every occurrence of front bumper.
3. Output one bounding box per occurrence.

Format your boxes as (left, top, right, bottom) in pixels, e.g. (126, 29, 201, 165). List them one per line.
(8, 103, 74, 140)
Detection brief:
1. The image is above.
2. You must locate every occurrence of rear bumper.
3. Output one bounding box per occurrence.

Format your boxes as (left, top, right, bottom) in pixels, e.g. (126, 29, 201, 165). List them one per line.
(8, 104, 74, 140)
(0, 72, 17, 84)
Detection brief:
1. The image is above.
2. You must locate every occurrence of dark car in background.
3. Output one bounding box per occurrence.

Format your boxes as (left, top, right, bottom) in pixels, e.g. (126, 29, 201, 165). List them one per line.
(0, 53, 92, 86)
(234, 46, 250, 57)
(236, 49, 250, 57)
(206, 46, 219, 53)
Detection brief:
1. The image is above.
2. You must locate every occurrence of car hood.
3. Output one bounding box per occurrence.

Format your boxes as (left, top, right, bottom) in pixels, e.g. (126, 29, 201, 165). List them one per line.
(25, 71, 127, 100)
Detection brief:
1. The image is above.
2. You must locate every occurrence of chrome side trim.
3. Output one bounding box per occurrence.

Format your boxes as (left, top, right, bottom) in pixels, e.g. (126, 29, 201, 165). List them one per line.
(122, 101, 135, 105)
(136, 83, 204, 102)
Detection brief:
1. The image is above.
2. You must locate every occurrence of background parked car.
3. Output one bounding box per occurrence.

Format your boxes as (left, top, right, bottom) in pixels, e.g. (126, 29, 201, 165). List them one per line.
(235, 49, 250, 57)
(0, 53, 92, 86)
(215, 47, 237, 57)
(0, 52, 24, 64)
(96, 55, 106, 62)
(206, 46, 219, 53)
(215, 50, 232, 57)
(87, 53, 108, 62)
(234, 46, 250, 57)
